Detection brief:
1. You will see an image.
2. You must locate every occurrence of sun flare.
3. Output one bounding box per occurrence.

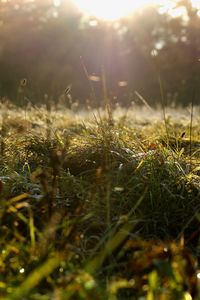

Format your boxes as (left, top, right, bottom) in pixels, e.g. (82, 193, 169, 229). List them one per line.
(73, 0, 200, 21)
(73, 0, 154, 21)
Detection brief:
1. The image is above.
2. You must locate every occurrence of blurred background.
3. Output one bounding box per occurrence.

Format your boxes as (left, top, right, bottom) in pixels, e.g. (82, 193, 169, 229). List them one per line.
(0, 0, 199, 107)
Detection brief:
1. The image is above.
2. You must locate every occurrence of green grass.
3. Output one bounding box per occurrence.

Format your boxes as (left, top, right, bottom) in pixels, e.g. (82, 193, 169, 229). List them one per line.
(0, 103, 199, 299)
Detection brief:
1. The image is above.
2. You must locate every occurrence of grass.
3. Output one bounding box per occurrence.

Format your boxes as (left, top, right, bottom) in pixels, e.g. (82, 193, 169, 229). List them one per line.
(0, 102, 199, 299)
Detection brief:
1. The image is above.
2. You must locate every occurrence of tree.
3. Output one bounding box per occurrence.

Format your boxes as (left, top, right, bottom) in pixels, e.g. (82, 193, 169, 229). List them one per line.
(0, 0, 199, 106)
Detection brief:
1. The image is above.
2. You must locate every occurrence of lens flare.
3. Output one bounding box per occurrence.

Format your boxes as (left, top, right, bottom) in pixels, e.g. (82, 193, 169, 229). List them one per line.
(73, 0, 200, 21)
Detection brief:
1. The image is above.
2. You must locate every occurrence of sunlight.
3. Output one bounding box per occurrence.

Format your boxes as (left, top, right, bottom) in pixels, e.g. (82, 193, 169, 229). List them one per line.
(73, 0, 200, 21)
(191, 0, 200, 9)
(73, 0, 156, 20)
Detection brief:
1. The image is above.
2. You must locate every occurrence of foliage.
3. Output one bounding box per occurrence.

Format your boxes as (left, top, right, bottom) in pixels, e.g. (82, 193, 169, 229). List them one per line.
(0, 0, 199, 105)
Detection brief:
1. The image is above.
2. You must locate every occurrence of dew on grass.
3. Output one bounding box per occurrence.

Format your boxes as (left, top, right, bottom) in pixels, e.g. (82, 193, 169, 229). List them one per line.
(113, 186, 124, 192)
(19, 268, 25, 274)
(184, 292, 192, 300)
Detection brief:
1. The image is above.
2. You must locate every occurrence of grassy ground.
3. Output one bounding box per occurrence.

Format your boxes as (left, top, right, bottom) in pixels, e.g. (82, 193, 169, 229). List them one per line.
(0, 103, 199, 299)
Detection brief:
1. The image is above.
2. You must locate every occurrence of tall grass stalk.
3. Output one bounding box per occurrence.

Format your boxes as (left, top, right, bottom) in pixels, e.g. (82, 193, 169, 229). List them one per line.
(101, 65, 113, 125)
(0, 110, 7, 157)
(189, 98, 194, 168)
(80, 56, 97, 105)
(152, 50, 169, 142)
(158, 74, 169, 142)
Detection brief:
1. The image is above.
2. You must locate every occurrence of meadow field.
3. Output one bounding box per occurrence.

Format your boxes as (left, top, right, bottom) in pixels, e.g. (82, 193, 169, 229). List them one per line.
(0, 103, 199, 299)
(1, 0, 200, 298)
